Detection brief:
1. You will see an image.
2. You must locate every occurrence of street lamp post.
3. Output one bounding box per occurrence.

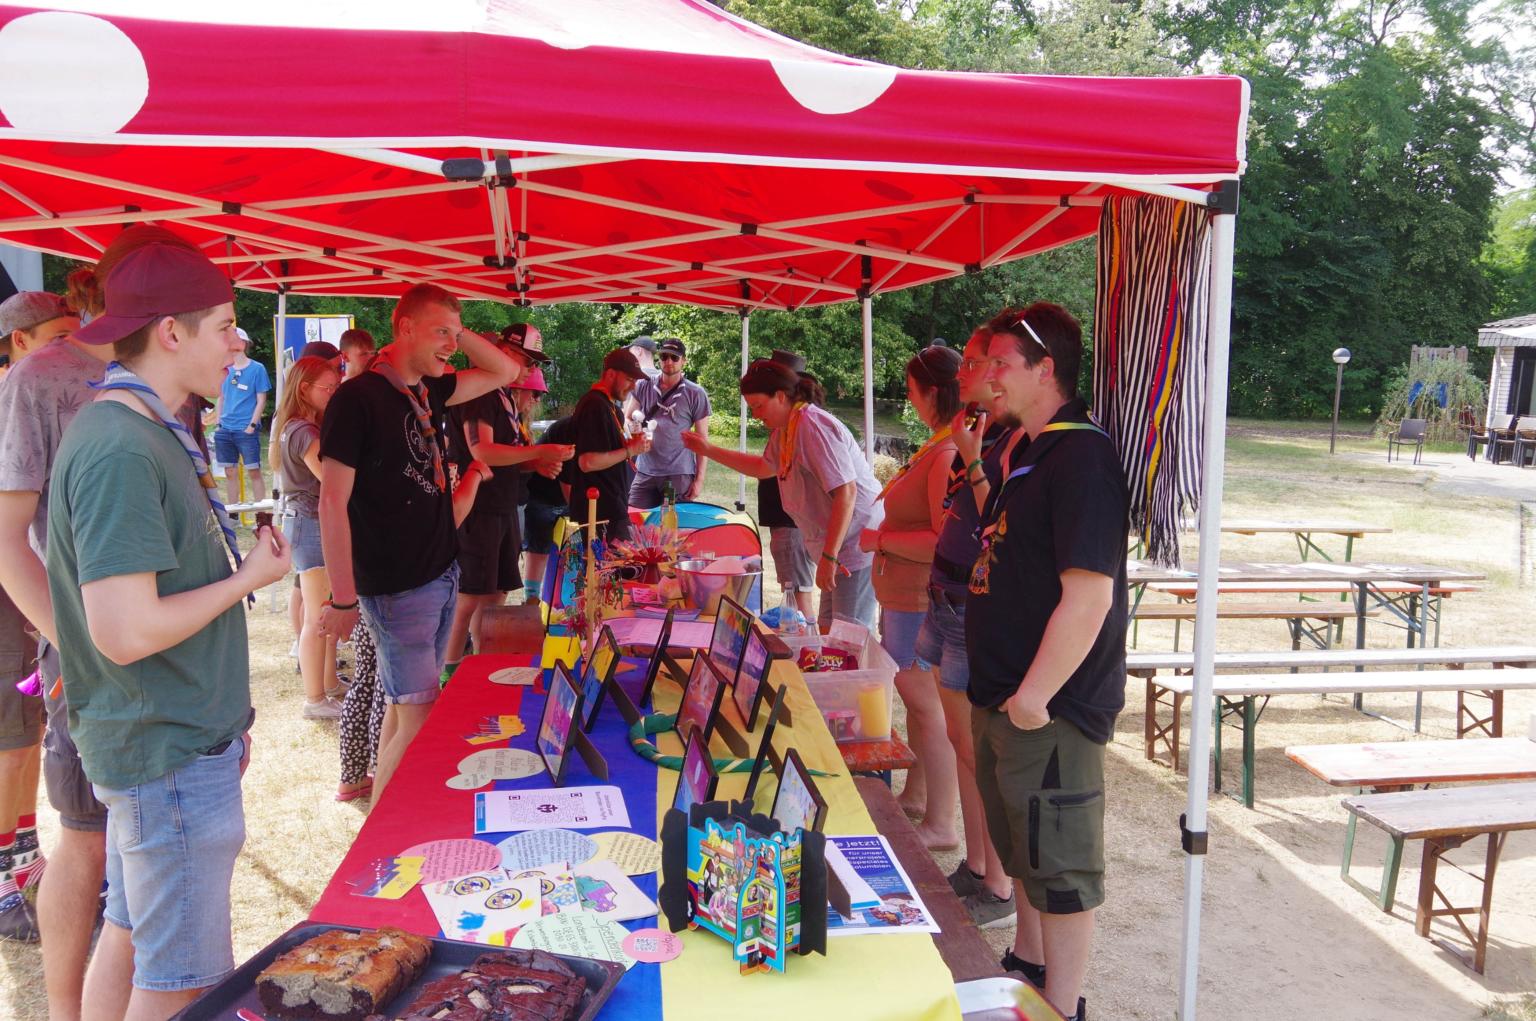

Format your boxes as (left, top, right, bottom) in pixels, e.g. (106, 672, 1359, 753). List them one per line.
(1330, 347, 1352, 454)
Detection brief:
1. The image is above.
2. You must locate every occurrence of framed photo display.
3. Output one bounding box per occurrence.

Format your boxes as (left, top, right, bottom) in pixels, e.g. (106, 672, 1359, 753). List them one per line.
(742, 682, 791, 804)
(577, 626, 621, 733)
(675, 655, 727, 748)
(671, 726, 719, 817)
(731, 625, 772, 731)
(537, 662, 609, 785)
(768, 745, 827, 834)
(706, 595, 753, 686)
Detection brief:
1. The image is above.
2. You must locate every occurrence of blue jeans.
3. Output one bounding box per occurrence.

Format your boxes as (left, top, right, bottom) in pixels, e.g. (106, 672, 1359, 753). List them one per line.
(93, 737, 246, 991)
(917, 593, 970, 692)
(879, 608, 932, 670)
(281, 509, 325, 573)
(213, 428, 261, 468)
(358, 564, 459, 705)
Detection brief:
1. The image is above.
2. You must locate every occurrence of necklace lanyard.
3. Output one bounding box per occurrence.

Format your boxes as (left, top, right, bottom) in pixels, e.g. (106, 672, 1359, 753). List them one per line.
(977, 420, 1108, 533)
(777, 402, 809, 481)
(497, 389, 530, 446)
(878, 425, 952, 501)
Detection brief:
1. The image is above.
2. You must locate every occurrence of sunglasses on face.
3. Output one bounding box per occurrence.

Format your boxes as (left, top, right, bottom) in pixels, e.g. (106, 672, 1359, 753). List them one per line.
(658, 353, 682, 362)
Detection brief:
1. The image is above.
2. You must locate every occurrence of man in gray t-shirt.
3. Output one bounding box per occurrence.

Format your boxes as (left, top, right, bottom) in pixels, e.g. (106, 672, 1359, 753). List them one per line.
(0, 330, 112, 990)
(625, 338, 711, 509)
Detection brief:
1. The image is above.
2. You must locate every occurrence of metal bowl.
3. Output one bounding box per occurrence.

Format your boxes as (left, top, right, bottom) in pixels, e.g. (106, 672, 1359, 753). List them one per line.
(673, 559, 761, 615)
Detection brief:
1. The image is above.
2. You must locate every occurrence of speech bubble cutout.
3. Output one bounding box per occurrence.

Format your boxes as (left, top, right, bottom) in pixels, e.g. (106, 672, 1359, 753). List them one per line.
(447, 748, 542, 789)
(511, 912, 635, 970)
(622, 928, 684, 964)
(490, 666, 541, 686)
(589, 831, 661, 876)
(496, 828, 598, 872)
(399, 838, 502, 883)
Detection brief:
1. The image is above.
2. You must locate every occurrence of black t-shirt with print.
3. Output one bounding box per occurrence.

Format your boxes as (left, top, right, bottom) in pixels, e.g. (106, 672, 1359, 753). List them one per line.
(320, 371, 458, 596)
(963, 398, 1130, 743)
(449, 389, 525, 515)
(569, 388, 633, 540)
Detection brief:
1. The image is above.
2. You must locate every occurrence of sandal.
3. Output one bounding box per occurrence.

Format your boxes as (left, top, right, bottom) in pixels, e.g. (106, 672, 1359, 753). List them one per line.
(335, 780, 372, 803)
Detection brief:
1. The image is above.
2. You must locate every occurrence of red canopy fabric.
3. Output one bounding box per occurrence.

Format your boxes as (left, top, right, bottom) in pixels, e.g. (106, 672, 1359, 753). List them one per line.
(0, 2, 1248, 307)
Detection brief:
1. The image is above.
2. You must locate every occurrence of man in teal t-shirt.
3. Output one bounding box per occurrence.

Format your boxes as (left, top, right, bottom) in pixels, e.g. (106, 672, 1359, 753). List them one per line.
(47, 238, 289, 1020)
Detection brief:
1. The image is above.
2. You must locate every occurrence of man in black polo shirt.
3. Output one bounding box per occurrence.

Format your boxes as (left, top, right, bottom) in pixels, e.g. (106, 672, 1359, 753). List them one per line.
(964, 303, 1128, 1021)
(571, 349, 650, 542)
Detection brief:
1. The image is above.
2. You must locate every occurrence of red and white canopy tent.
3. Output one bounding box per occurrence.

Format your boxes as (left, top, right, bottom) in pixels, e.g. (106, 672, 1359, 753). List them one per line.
(0, 2, 1246, 1015)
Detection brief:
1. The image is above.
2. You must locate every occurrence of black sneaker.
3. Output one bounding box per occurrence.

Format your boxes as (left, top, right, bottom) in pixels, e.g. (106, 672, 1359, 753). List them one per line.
(946, 862, 984, 898)
(962, 889, 1016, 929)
(0, 886, 39, 942)
(1000, 949, 1045, 989)
(1067, 997, 1086, 1021)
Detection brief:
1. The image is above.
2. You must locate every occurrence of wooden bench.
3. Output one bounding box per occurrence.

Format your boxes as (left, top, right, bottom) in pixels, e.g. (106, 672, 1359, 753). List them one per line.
(1139, 664, 1536, 807)
(840, 735, 917, 786)
(1341, 782, 1536, 973)
(1131, 601, 1366, 652)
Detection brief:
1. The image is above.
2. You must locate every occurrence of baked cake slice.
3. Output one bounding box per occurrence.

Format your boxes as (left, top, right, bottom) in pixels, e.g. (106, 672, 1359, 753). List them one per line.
(257, 927, 432, 1021)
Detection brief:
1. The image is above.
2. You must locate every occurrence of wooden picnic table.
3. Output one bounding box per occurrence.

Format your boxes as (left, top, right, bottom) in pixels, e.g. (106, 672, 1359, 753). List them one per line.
(1127, 562, 1486, 724)
(1217, 519, 1390, 563)
(1285, 736, 1536, 790)
(1340, 782, 1536, 973)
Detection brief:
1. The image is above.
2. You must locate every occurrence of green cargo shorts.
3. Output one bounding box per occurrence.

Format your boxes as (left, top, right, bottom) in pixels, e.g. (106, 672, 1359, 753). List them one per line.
(971, 709, 1106, 914)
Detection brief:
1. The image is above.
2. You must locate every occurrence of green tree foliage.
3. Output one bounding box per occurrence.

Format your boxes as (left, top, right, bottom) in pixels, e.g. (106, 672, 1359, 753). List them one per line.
(1486, 188, 1536, 317)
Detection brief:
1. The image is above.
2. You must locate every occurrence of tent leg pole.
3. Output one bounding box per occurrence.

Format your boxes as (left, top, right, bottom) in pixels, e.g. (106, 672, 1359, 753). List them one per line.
(738, 312, 749, 512)
(861, 294, 874, 462)
(273, 288, 289, 426)
(1178, 205, 1237, 1021)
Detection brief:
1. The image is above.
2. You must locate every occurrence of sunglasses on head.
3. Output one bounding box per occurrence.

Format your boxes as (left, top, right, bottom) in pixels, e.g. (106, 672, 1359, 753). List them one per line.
(1007, 311, 1050, 355)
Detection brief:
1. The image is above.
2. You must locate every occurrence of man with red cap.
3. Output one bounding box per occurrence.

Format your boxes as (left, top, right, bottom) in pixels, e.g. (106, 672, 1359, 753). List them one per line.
(45, 241, 292, 1019)
(571, 349, 651, 543)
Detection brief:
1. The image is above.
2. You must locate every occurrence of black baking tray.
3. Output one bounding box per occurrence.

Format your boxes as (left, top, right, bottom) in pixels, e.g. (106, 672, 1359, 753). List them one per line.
(172, 921, 626, 1021)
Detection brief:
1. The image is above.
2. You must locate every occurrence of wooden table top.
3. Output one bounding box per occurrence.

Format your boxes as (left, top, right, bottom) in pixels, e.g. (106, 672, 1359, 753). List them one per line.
(1159, 667, 1536, 698)
(1219, 520, 1392, 536)
(1343, 782, 1536, 840)
(1126, 645, 1536, 672)
(1128, 560, 1486, 587)
(1286, 738, 1536, 788)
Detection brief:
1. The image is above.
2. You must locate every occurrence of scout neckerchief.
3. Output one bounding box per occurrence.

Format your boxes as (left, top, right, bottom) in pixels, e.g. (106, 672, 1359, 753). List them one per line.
(496, 388, 531, 446)
(92, 361, 250, 602)
(645, 374, 689, 421)
(372, 359, 446, 490)
(776, 401, 809, 480)
(968, 417, 1105, 594)
(942, 422, 1005, 516)
(878, 425, 953, 501)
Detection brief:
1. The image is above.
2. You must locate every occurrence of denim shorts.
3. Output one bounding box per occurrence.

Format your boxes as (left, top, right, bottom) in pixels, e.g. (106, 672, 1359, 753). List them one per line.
(917, 593, 970, 692)
(93, 736, 246, 991)
(879, 608, 932, 671)
(523, 501, 565, 554)
(213, 428, 261, 468)
(358, 564, 458, 706)
(282, 510, 325, 573)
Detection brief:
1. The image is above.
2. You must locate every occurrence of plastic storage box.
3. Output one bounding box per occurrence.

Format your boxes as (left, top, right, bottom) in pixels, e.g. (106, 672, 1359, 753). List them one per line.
(782, 626, 896, 744)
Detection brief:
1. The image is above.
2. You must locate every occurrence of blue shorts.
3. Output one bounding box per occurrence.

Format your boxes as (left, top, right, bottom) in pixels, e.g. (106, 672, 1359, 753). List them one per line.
(213, 428, 261, 468)
(880, 607, 932, 671)
(522, 501, 565, 555)
(917, 593, 969, 692)
(358, 564, 458, 706)
(282, 510, 325, 573)
(93, 736, 246, 991)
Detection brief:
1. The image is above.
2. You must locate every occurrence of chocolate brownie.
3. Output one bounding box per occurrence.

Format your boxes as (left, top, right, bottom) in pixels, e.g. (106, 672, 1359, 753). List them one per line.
(371, 949, 586, 1021)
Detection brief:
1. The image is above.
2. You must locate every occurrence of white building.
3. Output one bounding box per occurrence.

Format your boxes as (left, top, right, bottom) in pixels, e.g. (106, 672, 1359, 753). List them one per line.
(1479, 312, 1536, 421)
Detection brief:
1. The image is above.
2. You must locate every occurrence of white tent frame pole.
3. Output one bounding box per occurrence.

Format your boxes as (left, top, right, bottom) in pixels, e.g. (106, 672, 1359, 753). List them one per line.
(273, 289, 289, 426)
(0, 177, 107, 252)
(320, 147, 624, 179)
(861, 293, 875, 463)
(1177, 199, 1237, 1021)
(739, 312, 750, 511)
(979, 185, 1101, 268)
(874, 205, 971, 291)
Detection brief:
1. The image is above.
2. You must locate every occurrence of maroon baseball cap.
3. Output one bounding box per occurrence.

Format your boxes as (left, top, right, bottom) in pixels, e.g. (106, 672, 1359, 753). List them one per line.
(602, 347, 647, 380)
(75, 243, 234, 346)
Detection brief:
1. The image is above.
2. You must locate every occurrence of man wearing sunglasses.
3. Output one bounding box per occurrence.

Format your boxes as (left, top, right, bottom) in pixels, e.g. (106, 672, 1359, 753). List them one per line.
(625, 337, 711, 509)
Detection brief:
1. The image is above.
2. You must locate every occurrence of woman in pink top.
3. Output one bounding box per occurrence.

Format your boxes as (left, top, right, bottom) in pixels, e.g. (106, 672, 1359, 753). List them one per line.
(862, 346, 962, 849)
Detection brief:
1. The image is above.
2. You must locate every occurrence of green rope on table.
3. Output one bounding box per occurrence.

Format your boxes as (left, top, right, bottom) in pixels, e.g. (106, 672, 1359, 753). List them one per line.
(626, 714, 836, 777)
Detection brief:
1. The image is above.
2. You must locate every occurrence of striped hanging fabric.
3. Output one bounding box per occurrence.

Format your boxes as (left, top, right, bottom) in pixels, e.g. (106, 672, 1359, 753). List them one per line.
(1092, 195, 1213, 567)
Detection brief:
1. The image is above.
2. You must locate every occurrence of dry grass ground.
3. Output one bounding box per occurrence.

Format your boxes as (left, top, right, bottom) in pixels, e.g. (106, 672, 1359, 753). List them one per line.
(2, 421, 1534, 1018)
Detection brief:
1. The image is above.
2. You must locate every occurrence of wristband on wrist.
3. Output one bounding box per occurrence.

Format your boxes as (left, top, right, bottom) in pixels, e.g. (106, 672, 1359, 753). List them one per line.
(326, 597, 358, 611)
(965, 458, 984, 475)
